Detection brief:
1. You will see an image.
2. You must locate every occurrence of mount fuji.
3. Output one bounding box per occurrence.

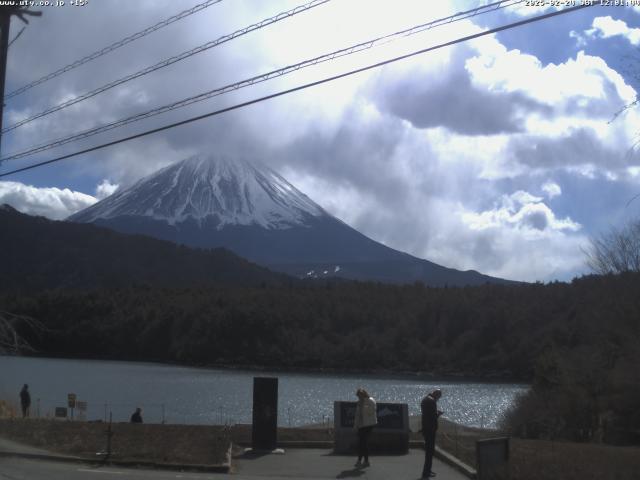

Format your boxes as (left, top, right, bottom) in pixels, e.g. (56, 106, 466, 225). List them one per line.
(69, 155, 509, 286)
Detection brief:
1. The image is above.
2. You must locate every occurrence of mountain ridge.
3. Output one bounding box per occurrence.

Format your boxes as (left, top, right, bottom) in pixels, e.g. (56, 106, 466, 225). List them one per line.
(70, 155, 515, 286)
(0, 204, 292, 291)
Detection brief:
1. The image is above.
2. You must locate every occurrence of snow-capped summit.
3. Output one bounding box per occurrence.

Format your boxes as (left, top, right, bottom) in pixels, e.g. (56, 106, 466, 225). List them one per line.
(71, 155, 326, 229)
(70, 154, 511, 286)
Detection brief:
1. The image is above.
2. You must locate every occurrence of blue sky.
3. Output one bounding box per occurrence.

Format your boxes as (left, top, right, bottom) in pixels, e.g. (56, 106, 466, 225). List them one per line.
(1, 0, 640, 282)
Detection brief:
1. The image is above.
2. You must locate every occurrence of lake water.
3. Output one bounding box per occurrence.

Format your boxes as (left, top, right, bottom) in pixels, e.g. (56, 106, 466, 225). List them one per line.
(0, 356, 527, 428)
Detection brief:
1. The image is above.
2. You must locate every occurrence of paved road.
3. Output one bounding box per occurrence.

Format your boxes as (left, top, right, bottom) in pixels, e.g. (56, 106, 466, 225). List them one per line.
(0, 437, 59, 456)
(0, 448, 467, 480)
(0, 457, 215, 480)
(233, 448, 465, 479)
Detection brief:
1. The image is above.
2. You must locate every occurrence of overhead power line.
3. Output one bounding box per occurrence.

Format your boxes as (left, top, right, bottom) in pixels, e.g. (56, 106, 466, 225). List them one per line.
(0, 5, 42, 156)
(5, 0, 223, 100)
(2, 0, 331, 134)
(1, 0, 523, 161)
(8, 26, 25, 48)
(0, 3, 596, 179)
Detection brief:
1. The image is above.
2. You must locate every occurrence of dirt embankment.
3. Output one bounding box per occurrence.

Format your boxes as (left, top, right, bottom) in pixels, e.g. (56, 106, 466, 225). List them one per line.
(411, 416, 640, 480)
(0, 417, 336, 466)
(3, 416, 640, 479)
(0, 418, 231, 466)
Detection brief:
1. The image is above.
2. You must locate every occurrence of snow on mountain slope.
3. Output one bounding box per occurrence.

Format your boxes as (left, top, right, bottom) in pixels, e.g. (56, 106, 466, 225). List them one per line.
(70, 155, 326, 229)
(69, 154, 514, 286)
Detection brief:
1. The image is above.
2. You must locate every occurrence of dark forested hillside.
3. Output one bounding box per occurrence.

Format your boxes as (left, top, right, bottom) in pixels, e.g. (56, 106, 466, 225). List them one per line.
(4, 273, 639, 382)
(0, 205, 292, 290)
(4, 204, 640, 443)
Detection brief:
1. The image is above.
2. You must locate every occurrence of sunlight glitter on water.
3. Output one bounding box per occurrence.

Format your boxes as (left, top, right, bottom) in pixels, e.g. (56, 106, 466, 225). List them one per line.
(1, 356, 527, 428)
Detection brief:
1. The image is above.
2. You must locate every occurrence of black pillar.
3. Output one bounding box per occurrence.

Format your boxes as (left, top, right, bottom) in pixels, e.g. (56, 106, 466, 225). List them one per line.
(252, 377, 278, 451)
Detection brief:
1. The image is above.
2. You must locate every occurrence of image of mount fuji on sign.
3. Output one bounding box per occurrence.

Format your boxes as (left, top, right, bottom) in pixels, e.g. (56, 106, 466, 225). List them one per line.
(69, 155, 510, 286)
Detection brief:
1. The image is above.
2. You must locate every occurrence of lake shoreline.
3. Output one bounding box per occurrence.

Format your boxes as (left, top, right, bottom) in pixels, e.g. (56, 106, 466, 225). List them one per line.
(4, 352, 529, 385)
(1, 355, 527, 429)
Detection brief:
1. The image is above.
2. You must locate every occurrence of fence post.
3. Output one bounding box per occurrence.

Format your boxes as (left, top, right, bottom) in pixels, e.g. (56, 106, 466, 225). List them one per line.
(106, 412, 113, 458)
(455, 423, 459, 457)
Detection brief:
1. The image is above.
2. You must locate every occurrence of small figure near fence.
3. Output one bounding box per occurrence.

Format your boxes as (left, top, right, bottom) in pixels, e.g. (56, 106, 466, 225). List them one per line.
(19, 384, 31, 418)
(130, 407, 143, 423)
(354, 388, 377, 468)
(420, 389, 443, 479)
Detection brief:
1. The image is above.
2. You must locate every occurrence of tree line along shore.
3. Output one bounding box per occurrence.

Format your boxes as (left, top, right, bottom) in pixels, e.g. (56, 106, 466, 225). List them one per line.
(2, 271, 640, 446)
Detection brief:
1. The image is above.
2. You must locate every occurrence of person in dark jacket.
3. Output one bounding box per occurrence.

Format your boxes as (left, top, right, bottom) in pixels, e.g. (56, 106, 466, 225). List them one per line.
(130, 407, 143, 423)
(421, 389, 443, 478)
(19, 384, 31, 418)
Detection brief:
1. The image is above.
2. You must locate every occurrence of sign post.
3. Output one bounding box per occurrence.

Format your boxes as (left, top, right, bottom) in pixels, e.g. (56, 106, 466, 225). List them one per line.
(67, 393, 76, 420)
(54, 407, 67, 419)
(76, 400, 87, 421)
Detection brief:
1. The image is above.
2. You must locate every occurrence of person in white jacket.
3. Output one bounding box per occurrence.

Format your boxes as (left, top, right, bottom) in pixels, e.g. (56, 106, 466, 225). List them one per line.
(353, 388, 377, 467)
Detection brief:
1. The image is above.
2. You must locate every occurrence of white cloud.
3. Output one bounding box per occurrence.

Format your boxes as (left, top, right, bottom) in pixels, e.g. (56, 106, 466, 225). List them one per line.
(508, 3, 559, 17)
(467, 46, 635, 107)
(462, 46, 637, 176)
(542, 181, 562, 198)
(448, 192, 585, 281)
(268, 30, 640, 281)
(0, 181, 97, 220)
(95, 180, 119, 199)
(585, 16, 640, 45)
(569, 30, 588, 48)
(4, 2, 638, 282)
(408, 197, 588, 283)
(461, 190, 581, 235)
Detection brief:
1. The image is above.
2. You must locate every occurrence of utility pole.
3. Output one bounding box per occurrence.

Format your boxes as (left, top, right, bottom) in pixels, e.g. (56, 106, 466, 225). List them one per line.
(0, 4, 41, 156)
(0, 10, 11, 151)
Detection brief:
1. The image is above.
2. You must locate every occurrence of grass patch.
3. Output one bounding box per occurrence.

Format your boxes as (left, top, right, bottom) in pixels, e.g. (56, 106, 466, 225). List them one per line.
(0, 400, 17, 418)
(508, 439, 640, 480)
(411, 418, 640, 480)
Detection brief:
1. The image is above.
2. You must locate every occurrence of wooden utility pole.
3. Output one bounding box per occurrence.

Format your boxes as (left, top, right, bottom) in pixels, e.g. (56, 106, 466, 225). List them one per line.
(0, 10, 11, 153)
(0, 5, 41, 156)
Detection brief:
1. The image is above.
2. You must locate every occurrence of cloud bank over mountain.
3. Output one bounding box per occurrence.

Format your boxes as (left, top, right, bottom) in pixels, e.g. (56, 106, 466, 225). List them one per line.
(2, 1, 639, 281)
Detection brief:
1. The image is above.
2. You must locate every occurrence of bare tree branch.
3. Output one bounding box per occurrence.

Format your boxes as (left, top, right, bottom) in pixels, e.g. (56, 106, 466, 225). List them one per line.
(0, 310, 45, 354)
(585, 219, 640, 274)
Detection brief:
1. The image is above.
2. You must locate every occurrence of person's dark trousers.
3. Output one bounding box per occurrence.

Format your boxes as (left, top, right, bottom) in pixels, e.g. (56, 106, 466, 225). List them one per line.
(422, 429, 436, 478)
(357, 426, 374, 462)
(21, 405, 28, 418)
